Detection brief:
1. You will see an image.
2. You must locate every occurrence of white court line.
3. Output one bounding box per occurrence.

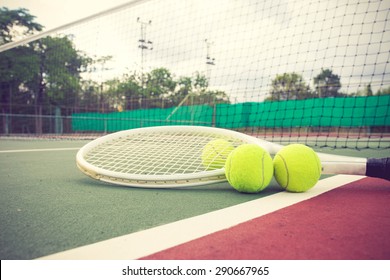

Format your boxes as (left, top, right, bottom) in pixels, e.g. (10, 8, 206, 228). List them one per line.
(0, 148, 80, 153)
(38, 174, 365, 260)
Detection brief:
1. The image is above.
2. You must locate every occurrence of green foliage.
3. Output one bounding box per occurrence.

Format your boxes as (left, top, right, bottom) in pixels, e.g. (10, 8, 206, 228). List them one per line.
(267, 69, 348, 101)
(268, 73, 313, 101)
(376, 85, 390, 96)
(144, 68, 177, 105)
(0, 8, 93, 133)
(0, 8, 42, 115)
(0, 45, 38, 84)
(36, 37, 85, 105)
(313, 68, 342, 97)
(0, 7, 43, 44)
(101, 69, 230, 111)
(356, 84, 373, 97)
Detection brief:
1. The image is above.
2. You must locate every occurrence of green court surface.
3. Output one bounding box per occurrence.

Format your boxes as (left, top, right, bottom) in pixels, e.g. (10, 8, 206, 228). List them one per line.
(0, 138, 387, 259)
(0, 139, 276, 259)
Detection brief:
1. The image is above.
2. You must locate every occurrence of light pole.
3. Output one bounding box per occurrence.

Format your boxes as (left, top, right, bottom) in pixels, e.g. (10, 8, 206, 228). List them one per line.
(205, 39, 215, 83)
(137, 17, 153, 108)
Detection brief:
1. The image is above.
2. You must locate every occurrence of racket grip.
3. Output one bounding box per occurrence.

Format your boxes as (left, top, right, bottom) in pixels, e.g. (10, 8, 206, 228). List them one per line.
(366, 158, 390, 181)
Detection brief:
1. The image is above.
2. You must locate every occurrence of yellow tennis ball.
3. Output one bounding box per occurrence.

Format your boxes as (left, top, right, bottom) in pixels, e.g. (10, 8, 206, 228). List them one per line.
(225, 144, 273, 193)
(201, 139, 235, 170)
(273, 144, 322, 192)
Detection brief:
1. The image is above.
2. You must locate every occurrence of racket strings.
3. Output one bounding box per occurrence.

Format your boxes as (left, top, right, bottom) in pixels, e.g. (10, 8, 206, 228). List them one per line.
(84, 131, 243, 176)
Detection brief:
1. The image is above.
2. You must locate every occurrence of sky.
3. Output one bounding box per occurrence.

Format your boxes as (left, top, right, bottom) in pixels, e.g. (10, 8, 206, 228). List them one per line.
(2, 0, 390, 102)
(2, 0, 131, 30)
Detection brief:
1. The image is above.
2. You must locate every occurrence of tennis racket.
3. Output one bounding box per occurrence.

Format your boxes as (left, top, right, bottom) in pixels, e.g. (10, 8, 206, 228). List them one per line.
(76, 125, 390, 188)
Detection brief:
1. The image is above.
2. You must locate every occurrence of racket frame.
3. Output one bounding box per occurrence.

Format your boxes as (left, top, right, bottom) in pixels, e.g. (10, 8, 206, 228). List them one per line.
(76, 126, 279, 187)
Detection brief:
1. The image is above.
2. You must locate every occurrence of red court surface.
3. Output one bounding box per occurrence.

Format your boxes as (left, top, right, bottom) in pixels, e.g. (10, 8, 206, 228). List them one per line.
(142, 177, 390, 260)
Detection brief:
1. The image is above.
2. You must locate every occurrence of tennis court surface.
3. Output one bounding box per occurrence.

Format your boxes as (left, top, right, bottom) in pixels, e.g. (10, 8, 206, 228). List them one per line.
(1, 0, 390, 264)
(1, 138, 389, 260)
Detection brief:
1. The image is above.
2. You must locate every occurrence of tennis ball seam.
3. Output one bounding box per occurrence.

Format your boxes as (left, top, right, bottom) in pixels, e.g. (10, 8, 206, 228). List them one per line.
(225, 148, 236, 183)
(260, 153, 266, 187)
(277, 154, 289, 189)
(311, 149, 322, 177)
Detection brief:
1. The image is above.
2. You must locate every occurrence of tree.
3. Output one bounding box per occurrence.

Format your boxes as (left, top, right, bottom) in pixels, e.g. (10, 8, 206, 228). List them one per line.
(193, 71, 209, 92)
(171, 72, 229, 106)
(356, 84, 373, 96)
(268, 73, 312, 101)
(0, 7, 43, 45)
(0, 8, 43, 133)
(79, 79, 100, 111)
(313, 69, 342, 98)
(108, 70, 230, 110)
(22, 36, 90, 133)
(0, 8, 91, 133)
(365, 84, 373, 96)
(145, 68, 176, 99)
(38, 37, 86, 104)
(106, 73, 142, 110)
(201, 89, 230, 106)
(376, 86, 390, 95)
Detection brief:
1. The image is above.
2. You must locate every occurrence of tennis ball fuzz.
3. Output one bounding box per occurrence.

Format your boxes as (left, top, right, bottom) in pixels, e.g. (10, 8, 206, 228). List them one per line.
(201, 139, 235, 170)
(225, 144, 273, 193)
(273, 144, 321, 192)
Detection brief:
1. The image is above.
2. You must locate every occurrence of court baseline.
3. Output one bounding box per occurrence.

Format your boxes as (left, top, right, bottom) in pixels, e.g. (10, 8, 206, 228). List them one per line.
(0, 148, 80, 153)
(143, 176, 390, 260)
(39, 175, 365, 259)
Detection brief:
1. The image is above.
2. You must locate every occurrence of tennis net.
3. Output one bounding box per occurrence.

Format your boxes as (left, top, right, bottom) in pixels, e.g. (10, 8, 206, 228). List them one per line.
(0, 0, 389, 149)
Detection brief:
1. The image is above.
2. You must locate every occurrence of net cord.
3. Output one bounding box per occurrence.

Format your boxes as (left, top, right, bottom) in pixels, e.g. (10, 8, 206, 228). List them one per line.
(0, 0, 152, 53)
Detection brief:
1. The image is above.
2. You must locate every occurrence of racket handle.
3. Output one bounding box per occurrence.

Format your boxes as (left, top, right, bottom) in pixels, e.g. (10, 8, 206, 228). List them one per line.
(366, 158, 390, 181)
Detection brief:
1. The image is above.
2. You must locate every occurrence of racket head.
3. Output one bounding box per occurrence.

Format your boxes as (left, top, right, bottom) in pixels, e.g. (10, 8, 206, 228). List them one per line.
(76, 126, 279, 188)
